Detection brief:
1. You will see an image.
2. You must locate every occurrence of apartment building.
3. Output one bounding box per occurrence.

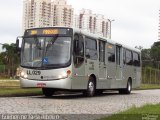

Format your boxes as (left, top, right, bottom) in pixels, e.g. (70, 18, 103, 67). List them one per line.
(77, 9, 111, 38)
(22, 0, 73, 33)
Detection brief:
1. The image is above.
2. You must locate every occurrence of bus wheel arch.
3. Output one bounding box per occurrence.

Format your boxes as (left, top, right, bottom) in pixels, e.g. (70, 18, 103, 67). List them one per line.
(119, 77, 132, 94)
(42, 88, 55, 97)
(83, 74, 96, 97)
(127, 77, 132, 93)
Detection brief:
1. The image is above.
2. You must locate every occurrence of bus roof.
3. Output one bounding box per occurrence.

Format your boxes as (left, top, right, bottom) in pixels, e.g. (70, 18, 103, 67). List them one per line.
(25, 26, 141, 53)
(72, 27, 141, 53)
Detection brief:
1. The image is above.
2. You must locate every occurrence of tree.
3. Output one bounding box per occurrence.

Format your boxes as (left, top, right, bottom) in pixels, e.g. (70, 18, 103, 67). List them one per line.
(2, 43, 19, 77)
(141, 49, 151, 61)
(150, 41, 160, 61)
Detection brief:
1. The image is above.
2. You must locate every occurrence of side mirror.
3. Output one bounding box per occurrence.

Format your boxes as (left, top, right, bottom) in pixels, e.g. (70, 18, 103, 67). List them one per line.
(15, 36, 22, 55)
(16, 38, 19, 50)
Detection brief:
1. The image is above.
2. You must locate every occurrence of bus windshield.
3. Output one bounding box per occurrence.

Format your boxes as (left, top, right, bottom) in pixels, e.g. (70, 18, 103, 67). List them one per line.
(21, 36, 71, 68)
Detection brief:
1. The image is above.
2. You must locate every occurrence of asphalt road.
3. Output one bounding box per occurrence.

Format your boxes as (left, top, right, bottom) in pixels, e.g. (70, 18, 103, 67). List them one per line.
(0, 89, 160, 120)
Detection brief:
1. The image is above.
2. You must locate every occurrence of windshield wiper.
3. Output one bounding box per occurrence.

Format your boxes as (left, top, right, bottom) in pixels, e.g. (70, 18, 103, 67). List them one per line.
(33, 35, 43, 50)
(45, 35, 58, 54)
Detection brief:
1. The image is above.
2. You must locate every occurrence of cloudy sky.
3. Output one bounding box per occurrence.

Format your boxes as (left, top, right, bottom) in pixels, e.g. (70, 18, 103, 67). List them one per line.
(0, 0, 159, 49)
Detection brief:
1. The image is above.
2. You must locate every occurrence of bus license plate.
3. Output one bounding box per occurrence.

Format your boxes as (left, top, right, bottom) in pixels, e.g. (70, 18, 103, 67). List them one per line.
(37, 83, 46, 88)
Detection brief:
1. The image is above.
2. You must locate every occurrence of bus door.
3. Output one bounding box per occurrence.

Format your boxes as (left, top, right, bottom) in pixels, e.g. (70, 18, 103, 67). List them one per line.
(98, 40, 107, 87)
(85, 37, 99, 87)
(72, 33, 86, 89)
(115, 45, 123, 81)
(106, 43, 116, 88)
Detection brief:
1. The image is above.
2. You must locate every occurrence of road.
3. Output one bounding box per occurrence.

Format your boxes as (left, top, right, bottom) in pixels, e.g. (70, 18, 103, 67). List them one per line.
(0, 89, 160, 120)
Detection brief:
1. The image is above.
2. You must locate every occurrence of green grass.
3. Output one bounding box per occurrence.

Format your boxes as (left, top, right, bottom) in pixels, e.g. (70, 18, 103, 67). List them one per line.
(100, 104, 160, 120)
(0, 80, 20, 88)
(0, 80, 42, 97)
(136, 84, 160, 90)
(0, 88, 42, 97)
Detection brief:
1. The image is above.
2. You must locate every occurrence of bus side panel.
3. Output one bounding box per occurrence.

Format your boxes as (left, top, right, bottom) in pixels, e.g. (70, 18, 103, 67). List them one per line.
(71, 62, 88, 90)
(136, 67, 141, 87)
(132, 53, 141, 88)
(123, 65, 133, 87)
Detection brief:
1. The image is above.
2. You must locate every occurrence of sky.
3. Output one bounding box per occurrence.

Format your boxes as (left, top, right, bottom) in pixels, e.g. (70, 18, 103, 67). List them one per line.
(0, 0, 160, 49)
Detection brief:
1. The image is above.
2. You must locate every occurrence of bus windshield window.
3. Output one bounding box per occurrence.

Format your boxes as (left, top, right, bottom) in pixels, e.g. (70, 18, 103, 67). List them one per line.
(21, 37, 71, 68)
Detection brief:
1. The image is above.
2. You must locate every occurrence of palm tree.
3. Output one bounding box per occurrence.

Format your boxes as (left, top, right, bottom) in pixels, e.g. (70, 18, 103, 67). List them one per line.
(2, 43, 19, 77)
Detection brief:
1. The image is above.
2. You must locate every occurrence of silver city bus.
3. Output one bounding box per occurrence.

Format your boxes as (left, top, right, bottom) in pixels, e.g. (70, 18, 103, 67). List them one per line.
(16, 27, 141, 97)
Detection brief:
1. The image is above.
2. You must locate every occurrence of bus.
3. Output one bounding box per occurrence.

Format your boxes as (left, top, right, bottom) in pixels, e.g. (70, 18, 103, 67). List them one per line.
(16, 27, 141, 97)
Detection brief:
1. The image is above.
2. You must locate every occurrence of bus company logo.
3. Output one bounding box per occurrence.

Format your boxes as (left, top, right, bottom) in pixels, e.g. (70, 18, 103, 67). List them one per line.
(27, 70, 41, 75)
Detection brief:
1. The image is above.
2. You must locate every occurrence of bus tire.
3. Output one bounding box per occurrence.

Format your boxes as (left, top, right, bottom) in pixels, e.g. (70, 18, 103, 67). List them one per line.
(83, 77, 96, 97)
(119, 79, 132, 94)
(42, 88, 54, 97)
(95, 90, 103, 95)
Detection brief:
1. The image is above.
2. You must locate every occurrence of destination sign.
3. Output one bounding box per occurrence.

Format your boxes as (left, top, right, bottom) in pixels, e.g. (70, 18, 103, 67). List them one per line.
(24, 28, 73, 36)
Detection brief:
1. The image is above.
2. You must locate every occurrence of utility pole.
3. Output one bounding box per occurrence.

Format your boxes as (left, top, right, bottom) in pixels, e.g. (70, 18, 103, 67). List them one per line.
(108, 19, 115, 39)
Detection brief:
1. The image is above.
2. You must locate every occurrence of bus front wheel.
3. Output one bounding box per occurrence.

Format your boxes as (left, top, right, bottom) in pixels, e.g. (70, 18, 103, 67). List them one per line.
(83, 77, 96, 97)
(42, 88, 54, 97)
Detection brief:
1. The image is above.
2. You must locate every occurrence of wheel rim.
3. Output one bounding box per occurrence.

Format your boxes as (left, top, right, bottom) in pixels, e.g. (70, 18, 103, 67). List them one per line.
(88, 81, 94, 93)
(128, 82, 131, 92)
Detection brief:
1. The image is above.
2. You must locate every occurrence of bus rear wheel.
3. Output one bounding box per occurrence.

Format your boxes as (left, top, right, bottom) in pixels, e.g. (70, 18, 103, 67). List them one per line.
(95, 90, 103, 95)
(42, 88, 54, 97)
(83, 77, 96, 97)
(119, 79, 132, 94)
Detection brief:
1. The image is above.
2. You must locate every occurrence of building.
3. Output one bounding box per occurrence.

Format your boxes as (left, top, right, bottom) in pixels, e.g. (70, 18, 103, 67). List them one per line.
(22, 0, 74, 33)
(23, 1, 111, 38)
(53, 0, 74, 27)
(77, 9, 111, 39)
(79, 9, 94, 32)
(73, 14, 79, 29)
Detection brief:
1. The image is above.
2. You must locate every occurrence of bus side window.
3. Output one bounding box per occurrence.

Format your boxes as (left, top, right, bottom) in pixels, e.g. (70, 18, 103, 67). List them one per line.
(126, 50, 133, 65)
(73, 34, 84, 68)
(107, 43, 115, 62)
(138, 54, 141, 66)
(99, 41, 105, 62)
(133, 52, 140, 67)
(85, 37, 97, 60)
(123, 48, 126, 64)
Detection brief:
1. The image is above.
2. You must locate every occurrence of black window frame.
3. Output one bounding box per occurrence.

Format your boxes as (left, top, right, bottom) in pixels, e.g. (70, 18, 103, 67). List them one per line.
(125, 49, 133, 66)
(116, 46, 121, 65)
(107, 43, 115, 63)
(73, 33, 84, 68)
(85, 36, 98, 60)
(133, 52, 141, 67)
(99, 40, 105, 62)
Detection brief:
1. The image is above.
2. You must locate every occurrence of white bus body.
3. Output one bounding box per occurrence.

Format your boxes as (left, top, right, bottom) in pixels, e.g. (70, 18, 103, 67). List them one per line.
(18, 27, 141, 97)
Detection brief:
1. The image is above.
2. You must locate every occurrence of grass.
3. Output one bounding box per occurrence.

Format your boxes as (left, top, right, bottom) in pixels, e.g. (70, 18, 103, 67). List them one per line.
(0, 88, 42, 97)
(0, 80, 20, 88)
(136, 84, 160, 90)
(0, 80, 42, 97)
(100, 104, 160, 120)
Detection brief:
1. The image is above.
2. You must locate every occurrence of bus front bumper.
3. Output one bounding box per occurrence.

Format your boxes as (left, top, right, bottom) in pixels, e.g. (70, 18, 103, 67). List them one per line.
(20, 77, 72, 89)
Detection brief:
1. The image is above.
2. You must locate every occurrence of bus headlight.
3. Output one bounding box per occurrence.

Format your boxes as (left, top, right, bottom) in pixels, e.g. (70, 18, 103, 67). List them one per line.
(20, 71, 28, 79)
(58, 70, 71, 79)
(58, 72, 68, 79)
